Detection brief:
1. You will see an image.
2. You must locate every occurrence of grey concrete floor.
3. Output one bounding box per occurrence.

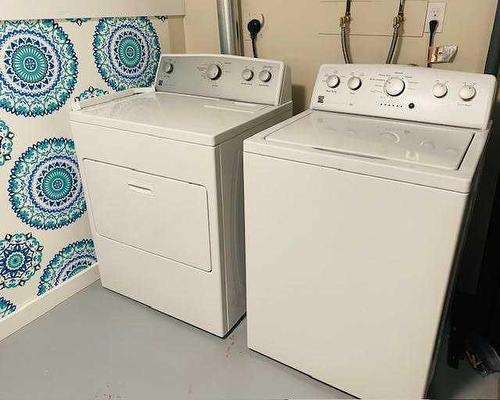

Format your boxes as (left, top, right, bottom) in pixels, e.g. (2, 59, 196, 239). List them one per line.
(0, 281, 498, 400)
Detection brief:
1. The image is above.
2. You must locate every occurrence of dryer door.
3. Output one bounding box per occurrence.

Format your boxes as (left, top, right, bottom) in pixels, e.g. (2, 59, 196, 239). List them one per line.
(84, 160, 212, 272)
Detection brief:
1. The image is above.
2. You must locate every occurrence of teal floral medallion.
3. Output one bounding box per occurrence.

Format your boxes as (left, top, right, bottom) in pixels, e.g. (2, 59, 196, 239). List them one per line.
(93, 17, 160, 91)
(0, 19, 78, 117)
(38, 239, 96, 295)
(0, 233, 43, 289)
(9, 137, 86, 230)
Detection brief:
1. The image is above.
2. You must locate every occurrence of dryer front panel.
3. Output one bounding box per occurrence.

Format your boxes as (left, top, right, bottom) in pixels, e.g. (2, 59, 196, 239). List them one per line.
(84, 160, 212, 272)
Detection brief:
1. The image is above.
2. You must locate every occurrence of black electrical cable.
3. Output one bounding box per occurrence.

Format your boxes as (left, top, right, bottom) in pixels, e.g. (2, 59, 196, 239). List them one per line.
(251, 37, 258, 59)
(247, 19, 262, 58)
(427, 19, 439, 67)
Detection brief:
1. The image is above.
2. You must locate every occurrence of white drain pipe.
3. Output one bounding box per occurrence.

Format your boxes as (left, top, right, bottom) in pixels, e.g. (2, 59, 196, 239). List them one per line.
(217, 0, 242, 55)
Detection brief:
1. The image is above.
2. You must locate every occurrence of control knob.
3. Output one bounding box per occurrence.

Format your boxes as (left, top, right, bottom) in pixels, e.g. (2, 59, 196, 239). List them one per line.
(432, 83, 448, 98)
(326, 74, 340, 88)
(241, 68, 254, 81)
(259, 70, 272, 83)
(164, 62, 174, 74)
(384, 77, 405, 97)
(207, 64, 222, 80)
(347, 76, 362, 91)
(459, 85, 476, 101)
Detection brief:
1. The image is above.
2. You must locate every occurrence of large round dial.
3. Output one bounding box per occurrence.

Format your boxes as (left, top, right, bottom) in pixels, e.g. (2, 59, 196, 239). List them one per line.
(207, 64, 222, 80)
(459, 85, 476, 101)
(326, 74, 340, 89)
(259, 70, 272, 83)
(347, 76, 362, 91)
(241, 68, 254, 81)
(432, 83, 448, 98)
(384, 77, 405, 96)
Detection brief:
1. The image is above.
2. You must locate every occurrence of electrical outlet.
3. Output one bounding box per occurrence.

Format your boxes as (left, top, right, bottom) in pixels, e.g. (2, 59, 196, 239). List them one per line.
(245, 13, 265, 38)
(424, 2, 446, 33)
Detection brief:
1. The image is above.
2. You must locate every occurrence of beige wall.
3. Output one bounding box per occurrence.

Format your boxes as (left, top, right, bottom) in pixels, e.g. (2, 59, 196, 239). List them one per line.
(170, 0, 498, 112)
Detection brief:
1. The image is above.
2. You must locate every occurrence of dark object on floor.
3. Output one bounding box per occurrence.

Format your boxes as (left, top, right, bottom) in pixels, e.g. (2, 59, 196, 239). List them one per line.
(465, 333, 500, 376)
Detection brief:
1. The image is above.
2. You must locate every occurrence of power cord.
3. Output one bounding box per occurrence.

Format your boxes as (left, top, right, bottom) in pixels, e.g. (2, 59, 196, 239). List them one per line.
(427, 19, 439, 67)
(247, 19, 262, 58)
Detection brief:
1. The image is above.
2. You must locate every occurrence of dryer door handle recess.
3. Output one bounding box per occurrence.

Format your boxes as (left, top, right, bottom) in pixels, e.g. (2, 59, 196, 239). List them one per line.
(128, 181, 153, 196)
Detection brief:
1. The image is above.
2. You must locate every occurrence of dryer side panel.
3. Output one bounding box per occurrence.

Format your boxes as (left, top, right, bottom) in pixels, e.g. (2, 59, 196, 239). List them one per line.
(219, 109, 294, 331)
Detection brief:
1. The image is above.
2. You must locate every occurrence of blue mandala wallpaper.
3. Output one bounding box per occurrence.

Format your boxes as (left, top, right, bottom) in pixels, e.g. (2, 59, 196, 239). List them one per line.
(0, 16, 168, 319)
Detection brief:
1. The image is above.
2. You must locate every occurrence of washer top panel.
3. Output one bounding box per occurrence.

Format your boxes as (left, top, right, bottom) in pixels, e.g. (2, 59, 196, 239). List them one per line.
(266, 111, 473, 170)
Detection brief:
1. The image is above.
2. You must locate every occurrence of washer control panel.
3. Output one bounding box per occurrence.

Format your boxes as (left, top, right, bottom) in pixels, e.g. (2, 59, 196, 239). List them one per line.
(311, 64, 497, 129)
(155, 54, 289, 106)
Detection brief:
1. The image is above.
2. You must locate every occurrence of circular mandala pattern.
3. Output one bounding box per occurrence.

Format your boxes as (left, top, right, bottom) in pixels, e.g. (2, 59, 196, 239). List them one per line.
(0, 296, 16, 318)
(0, 233, 43, 289)
(0, 20, 78, 117)
(38, 239, 96, 295)
(0, 119, 14, 167)
(93, 17, 160, 91)
(9, 137, 86, 230)
(75, 86, 108, 102)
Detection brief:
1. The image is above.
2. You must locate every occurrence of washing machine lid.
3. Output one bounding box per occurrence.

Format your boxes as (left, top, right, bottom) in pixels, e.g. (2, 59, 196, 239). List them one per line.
(245, 110, 488, 193)
(70, 92, 281, 146)
(265, 111, 474, 171)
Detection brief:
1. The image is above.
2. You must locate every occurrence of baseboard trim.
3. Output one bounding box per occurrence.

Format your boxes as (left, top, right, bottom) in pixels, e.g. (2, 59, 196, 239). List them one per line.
(0, 263, 100, 342)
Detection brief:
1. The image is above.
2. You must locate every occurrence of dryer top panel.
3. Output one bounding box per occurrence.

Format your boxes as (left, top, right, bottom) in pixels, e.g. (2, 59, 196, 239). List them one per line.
(70, 92, 288, 146)
(266, 111, 473, 171)
(154, 54, 290, 106)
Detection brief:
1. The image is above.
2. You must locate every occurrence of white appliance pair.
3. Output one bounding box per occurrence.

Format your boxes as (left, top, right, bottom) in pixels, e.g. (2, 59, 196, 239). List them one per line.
(70, 54, 292, 337)
(72, 55, 497, 398)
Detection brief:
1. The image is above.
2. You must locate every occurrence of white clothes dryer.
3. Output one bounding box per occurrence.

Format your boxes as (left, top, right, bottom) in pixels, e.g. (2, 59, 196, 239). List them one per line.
(70, 54, 292, 337)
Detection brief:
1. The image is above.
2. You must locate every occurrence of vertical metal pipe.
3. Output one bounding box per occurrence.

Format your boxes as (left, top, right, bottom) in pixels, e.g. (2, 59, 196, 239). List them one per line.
(217, 0, 242, 55)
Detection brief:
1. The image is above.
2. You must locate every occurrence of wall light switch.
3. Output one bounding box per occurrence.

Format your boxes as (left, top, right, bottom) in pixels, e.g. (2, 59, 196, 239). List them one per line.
(424, 2, 446, 33)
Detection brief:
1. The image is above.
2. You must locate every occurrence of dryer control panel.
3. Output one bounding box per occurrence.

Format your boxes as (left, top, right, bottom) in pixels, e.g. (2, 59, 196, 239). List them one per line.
(311, 64, 497, 130)
(155, 54, 291, 106)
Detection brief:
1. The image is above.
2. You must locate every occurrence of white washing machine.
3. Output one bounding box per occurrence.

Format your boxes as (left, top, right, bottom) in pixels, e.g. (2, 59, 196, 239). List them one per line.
(244, 65, 496, 398)
(70, 54, 292, 337)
